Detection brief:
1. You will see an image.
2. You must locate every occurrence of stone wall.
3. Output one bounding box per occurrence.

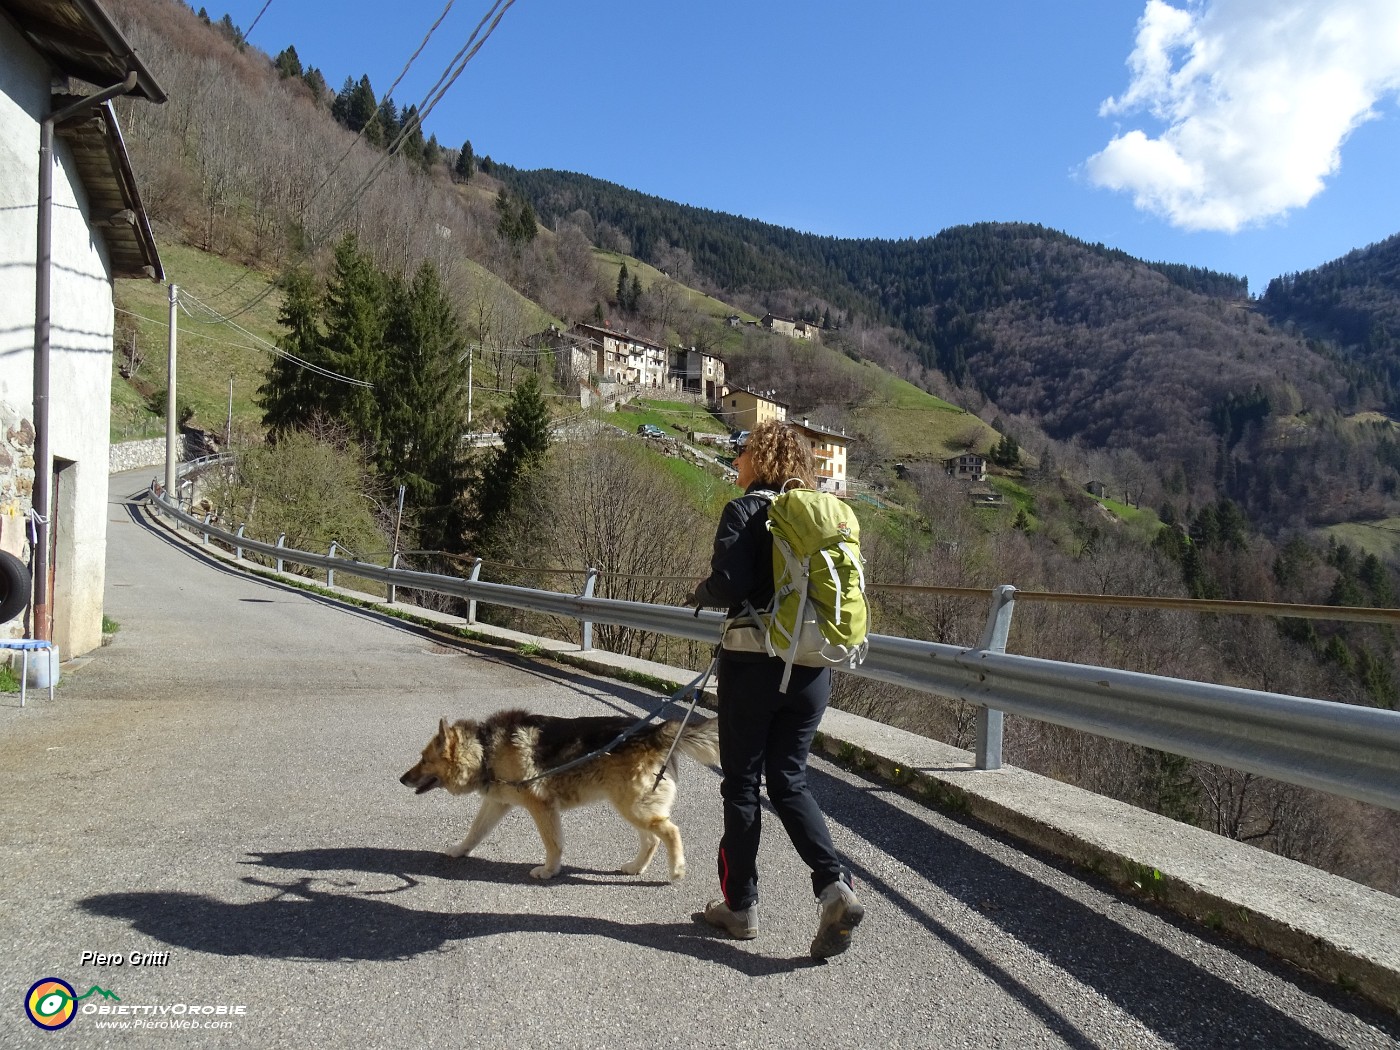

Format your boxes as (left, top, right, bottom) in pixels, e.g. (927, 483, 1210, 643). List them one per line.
(109, 437, 167, 474)
(0, 400, 35, 559)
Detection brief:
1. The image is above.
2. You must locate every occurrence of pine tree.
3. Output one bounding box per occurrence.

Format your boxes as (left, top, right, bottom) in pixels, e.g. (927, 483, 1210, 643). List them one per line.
(257, 267, 325, 438)
(470, 373, 551, 543)
(319, 234, 387, 449)
(274, 45, 302, 79)
(454, 140, 474, 183)
(379, 262, 470, 550)
(615, 262, 630, 310)
(302, 67, 328, 102)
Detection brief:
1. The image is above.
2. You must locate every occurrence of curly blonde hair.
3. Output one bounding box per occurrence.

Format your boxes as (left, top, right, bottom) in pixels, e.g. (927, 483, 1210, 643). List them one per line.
(745, 420, 816, 490)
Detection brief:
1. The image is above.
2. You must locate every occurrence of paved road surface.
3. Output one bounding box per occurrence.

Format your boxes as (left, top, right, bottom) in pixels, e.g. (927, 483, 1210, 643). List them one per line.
(1, 472, 1397, 1048)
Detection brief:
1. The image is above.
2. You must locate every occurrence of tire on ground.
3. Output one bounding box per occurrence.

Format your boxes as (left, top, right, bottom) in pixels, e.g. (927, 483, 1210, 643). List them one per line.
(0, 550, 32, 624)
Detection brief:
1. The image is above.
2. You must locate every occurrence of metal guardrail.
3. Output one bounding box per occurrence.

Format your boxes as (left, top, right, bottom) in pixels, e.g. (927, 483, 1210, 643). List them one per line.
(147, 488, 1400, 814)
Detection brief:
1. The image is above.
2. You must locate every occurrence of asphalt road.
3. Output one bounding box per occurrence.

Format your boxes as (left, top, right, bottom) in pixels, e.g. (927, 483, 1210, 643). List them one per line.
(1, 472, 1398, 1049)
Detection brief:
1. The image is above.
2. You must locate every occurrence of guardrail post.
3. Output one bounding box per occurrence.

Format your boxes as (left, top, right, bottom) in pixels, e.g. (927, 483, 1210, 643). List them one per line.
(201, 513, 212, 544)
(275, 534, 286, 574)
(466, 558, 484, 624)
(387, 552, 400, 605)
(975, 584, 1017, 770)
(579, 567, 599, 651)
(235, 524, 245, 561)
(327, 542, 338, 589)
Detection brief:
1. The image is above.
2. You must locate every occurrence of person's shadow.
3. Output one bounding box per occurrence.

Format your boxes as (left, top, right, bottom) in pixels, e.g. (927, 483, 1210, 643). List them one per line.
(79, 847, 817, 977)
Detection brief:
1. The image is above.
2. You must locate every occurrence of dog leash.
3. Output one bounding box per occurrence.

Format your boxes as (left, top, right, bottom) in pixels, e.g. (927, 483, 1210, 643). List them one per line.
(649, 650, 719, 791)
(501, 653, 720, 790)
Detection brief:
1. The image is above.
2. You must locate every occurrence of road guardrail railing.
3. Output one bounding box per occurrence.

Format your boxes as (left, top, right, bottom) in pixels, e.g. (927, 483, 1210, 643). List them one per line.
(147, 486, 1400, 814)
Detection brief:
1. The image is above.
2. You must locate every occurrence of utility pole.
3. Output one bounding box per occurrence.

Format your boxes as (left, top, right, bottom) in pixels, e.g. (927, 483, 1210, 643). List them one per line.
(226, 374, 233, 449)
(164, 283, 178, 500)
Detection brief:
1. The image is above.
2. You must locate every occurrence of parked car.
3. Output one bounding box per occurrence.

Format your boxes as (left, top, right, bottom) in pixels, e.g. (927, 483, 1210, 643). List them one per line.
(730, 429, 750, 448)
(637, 423, 665, 438)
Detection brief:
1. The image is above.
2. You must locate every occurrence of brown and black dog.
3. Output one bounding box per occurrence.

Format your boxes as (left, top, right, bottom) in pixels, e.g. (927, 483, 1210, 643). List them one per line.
(400, 709, 718, 880)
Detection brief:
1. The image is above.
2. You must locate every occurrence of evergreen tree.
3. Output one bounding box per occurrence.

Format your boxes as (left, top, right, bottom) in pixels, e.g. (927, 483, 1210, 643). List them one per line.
(628, 274, 642, 313)
(215, 13, 244, 49)
(470, 373, 551, 543)
(379, 262, 471, 550)
(257, 268, 326, 438)
(319, 234, 387, 449)
(423, 133, 442, 169)
(274, 45, 302, 79)
(615, 262, 630, 310)
(334, 75, 380, 139)
(302, 67, 328, 102)
(989, 433, 1020, 468)
(454, 139, 474, 183)
(517, 200, 538, 244)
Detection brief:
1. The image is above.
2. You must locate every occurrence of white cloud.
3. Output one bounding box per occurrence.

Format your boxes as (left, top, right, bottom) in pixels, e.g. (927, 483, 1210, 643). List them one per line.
(1086, 0, 1400, 232)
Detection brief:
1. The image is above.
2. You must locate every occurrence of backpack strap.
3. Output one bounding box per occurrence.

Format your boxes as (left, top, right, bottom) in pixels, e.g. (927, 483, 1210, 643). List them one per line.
(817, 547, 841, 625)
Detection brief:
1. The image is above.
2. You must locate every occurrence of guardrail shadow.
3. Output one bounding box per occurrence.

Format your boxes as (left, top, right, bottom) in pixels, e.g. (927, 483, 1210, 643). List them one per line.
(803, 763, 1400, 1049)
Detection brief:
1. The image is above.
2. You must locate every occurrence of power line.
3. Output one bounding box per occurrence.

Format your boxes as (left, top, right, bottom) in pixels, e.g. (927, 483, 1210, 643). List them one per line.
(177, 291, 375, 389)
(243, 0, 274, 41)
(309, 0, 459, 209)
(220, 0, 519, 323)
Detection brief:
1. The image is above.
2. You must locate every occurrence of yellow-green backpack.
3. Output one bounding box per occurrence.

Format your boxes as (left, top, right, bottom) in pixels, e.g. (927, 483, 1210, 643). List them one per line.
(747, 485, 870, 692)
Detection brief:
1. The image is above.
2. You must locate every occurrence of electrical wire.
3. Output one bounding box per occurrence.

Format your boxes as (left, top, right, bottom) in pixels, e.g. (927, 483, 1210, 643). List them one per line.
(219, 0, 519, 323)
(174, 291, 375, 388)
(243, 0, 274, 42)
(309, 0, 459, 208)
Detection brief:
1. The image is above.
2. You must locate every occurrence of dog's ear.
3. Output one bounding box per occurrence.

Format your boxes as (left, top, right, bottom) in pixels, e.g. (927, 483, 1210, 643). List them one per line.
(438, 717, 450, 739)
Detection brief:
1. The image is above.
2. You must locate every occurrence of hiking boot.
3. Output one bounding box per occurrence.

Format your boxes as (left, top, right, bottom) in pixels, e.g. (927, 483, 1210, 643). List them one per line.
(704, 898, 758, 940)
(811, 877, 864, 959)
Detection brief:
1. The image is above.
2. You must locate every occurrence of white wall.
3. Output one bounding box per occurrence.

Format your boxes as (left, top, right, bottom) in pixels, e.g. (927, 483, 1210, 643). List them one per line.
(0, 16, 117, 657)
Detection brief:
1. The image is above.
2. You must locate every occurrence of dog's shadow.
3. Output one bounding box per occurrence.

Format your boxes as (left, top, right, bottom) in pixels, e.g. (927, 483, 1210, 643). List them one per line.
(243, 846, 670, 888)
(77, 848, 817, 977)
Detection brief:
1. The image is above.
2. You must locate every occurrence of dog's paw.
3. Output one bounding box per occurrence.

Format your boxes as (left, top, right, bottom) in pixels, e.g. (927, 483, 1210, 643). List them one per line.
(668, 862, 687, 882)
(445, 842, 473, 858)
(619, 860, 647, 876)
(529, 863, 561, 879)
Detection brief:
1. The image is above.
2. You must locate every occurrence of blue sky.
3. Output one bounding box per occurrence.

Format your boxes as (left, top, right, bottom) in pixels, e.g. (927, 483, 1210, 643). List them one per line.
(218, 0, 1400, 297)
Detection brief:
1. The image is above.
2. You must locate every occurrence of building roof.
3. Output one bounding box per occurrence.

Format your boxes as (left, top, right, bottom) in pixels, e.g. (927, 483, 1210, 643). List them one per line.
(54, 97, 163, 280)
(791, 418, 848, 444)
(4, 0, 166, 280)
(726, 386, 790, 409)
(571, 321, 667, 352)
(1, 0, 166, 102)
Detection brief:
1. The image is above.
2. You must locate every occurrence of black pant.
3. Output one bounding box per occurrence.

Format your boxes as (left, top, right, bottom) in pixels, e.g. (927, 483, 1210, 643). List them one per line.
(715, 652, 844, 910)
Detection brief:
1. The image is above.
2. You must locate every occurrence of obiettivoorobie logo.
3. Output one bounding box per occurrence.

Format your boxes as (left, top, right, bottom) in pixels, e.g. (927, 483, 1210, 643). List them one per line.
(25, 978, 119, 1030)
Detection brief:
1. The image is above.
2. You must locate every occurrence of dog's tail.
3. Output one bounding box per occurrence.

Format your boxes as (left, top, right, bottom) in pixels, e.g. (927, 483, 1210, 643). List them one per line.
(657, 717, 721, 769)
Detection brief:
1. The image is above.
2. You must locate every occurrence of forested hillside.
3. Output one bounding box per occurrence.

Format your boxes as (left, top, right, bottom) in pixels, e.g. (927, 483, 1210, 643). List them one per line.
(1262, 234, 1400, 411)
(503, 168, 1400, 532)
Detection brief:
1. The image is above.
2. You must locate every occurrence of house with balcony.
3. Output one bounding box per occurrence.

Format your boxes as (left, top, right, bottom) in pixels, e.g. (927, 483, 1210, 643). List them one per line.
(944, 453, 988, 482)
(570, 322, 673, 390)
(791, 418, 850, 496)
(0, 0, 165, 659)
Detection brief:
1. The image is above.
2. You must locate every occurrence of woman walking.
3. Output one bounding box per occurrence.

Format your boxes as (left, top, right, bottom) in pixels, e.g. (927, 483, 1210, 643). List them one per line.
(688, 420, 864, 959)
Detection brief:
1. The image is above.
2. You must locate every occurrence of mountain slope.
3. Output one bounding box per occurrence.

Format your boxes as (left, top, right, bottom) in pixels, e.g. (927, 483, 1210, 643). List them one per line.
(1261, 233, 1400, 412)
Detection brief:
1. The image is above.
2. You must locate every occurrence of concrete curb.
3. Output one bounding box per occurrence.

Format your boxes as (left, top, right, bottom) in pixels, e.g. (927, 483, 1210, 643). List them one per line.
(141, 503, 1400, 1015)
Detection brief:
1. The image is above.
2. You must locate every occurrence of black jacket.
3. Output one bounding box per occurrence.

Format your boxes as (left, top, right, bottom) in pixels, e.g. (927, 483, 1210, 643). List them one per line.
(692, 483, 776, 620)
